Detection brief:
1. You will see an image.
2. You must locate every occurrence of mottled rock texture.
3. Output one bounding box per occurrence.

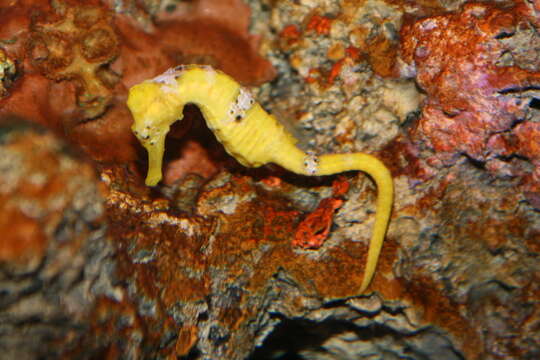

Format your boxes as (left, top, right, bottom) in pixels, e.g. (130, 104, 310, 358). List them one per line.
(0, 0, 539, 359)
(0, 121, 114, 359)
(400, 0, 540, 198)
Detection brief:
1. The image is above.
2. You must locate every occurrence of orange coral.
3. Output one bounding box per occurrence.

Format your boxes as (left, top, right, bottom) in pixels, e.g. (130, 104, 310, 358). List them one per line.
(294, 197, 344, 249)
(328, 58, 345, 85)
(345, 45, 361, 61)
(332, 177, 350, 196)
(304, 67, 321, 84)
(280, 24, 301, 46)
(293, 178, 350, 249)
(306, 14, 332, 36)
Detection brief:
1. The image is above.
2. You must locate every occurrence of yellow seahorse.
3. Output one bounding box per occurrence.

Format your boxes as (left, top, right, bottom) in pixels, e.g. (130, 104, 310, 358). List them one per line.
(127, 65, 393, 293)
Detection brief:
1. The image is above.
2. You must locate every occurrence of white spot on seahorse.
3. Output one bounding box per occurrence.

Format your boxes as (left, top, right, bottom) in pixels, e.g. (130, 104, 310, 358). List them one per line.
(304, 151, 319, 175)
(236, 87, 254, 112)
(151, 67, 182, 93)
(227, 87, 254, 123)
(200, 65, 217, 84)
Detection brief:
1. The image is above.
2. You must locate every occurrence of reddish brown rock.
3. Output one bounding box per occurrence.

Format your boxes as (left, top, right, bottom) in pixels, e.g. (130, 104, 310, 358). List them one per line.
(100, 167, 393, 358)
(0, 207, 47, 272)
(0, 122, 113, 358)
(400, 1, 540, 197)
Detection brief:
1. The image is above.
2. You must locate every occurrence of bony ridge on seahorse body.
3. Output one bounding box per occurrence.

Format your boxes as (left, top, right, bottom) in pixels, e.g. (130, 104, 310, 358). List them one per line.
(127, 64, 393, 294)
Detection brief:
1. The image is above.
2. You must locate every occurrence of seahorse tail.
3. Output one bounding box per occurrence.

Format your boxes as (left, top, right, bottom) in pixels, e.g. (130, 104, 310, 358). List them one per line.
(317, 153, 393, 293)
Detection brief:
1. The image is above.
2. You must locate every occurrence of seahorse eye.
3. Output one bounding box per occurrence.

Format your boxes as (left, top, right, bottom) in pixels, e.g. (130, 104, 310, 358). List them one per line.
(235, 115, 242, 122)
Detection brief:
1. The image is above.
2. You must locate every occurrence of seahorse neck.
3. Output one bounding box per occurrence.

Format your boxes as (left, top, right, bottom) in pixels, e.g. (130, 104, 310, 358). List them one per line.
(174, 67, 240, 131)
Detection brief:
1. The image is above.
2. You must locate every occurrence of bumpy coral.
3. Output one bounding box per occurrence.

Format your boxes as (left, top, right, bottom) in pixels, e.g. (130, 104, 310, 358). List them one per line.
(400, 1, 540, 197)
(27, 0, 119, 119)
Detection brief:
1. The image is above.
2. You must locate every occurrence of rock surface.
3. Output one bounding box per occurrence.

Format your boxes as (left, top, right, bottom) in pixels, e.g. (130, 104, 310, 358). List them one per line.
(0, 0, 539, 359)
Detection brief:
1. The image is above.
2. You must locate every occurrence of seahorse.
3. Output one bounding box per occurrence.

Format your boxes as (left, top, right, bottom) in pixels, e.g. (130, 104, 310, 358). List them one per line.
(127, 65, 393, 293)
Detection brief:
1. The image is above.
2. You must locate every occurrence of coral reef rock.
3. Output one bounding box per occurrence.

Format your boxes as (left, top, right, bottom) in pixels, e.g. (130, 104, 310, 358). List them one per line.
(0, 0, 539, 359)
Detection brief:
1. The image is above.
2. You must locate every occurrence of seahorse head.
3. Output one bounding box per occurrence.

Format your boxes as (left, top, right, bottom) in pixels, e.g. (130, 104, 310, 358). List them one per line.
(128, 80, 181, 145)
(128, 79, 183, 186)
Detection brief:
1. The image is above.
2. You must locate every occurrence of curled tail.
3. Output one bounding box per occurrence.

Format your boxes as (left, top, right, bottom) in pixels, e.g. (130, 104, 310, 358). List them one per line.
(317, 153, 393, 293)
